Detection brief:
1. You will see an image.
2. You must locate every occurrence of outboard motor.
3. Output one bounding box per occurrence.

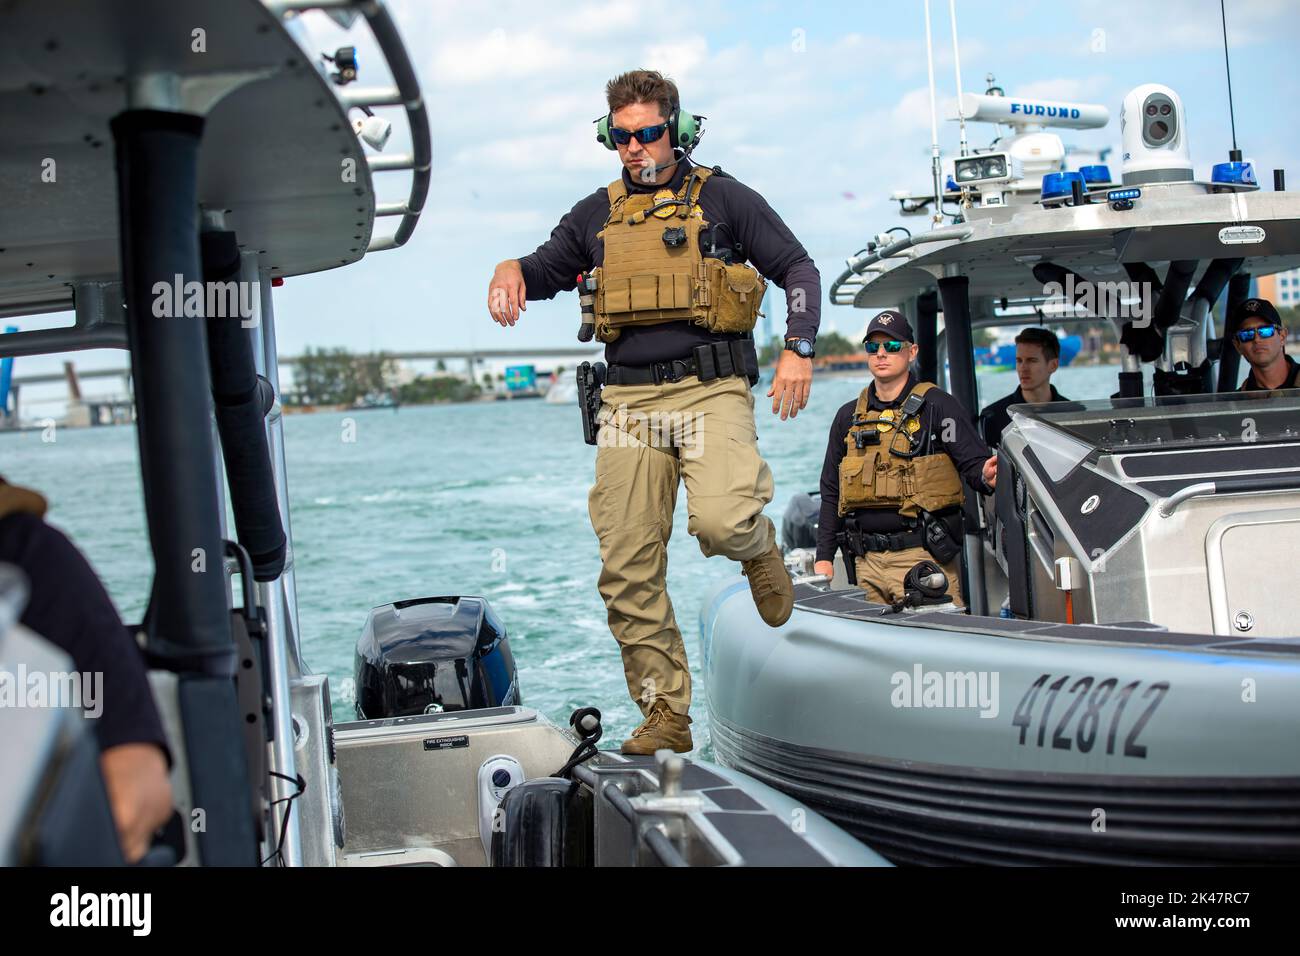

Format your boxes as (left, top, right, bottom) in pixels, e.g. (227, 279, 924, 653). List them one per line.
(353, 596, 519, 719)
(781, 491, 820, 551)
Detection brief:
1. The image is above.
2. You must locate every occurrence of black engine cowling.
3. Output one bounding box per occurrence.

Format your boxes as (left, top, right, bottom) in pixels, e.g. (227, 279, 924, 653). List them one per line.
(781, 491, 820, 551)
(353, 595, 518, 719)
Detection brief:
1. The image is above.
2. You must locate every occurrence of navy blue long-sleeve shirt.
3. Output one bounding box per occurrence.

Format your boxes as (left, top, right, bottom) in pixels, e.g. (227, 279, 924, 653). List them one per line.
(0, 511, 171, 763)
(517, 159, 820, 366)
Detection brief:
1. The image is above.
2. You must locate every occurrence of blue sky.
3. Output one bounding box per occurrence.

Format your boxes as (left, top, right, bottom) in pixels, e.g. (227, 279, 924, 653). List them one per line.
(11, 0, 1299, 409)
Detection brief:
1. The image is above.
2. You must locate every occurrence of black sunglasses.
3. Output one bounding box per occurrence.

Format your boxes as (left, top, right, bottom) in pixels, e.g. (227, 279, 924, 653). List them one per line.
(864, 340, 906, 354)
(1235, 325, 1279, 343)
(609, 123, 669, 146)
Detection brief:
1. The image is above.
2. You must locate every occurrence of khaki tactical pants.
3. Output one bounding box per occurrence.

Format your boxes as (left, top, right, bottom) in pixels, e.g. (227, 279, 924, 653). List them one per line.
(588, 374, 774, 718)
(854, 546, 965, 608)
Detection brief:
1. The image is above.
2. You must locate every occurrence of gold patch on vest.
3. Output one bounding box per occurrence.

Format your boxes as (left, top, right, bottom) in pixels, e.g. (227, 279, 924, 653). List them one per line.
(651, 189, 677, 219)
(874, 409, 920, 435)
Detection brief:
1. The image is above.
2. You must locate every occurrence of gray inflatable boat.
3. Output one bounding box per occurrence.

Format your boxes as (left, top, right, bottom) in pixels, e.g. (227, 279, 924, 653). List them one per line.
(702, 574, 1299, 864)
(702, 392, 1300, 865)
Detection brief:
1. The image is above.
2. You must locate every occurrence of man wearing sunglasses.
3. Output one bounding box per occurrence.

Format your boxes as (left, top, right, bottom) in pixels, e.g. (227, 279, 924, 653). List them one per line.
(1233, 297, 1299, 391)
(486, 70, 821, 755)
(812, 312, 998, 607)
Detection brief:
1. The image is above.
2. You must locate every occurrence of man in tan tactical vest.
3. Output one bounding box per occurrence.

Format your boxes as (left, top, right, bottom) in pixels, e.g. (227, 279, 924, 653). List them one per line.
(487, 70, 821, 754)
(813, 312, 998, 606)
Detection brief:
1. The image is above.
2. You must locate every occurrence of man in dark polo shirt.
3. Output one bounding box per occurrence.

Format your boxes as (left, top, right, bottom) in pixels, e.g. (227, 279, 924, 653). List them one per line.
(812, 312, 997, 607)
(1233, 297, 1300, 391)
(978, 326, 1069, 450)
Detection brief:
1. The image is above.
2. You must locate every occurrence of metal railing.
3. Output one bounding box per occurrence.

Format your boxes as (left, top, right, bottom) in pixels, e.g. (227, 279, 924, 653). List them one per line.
(263, 0, 431, 253)
(828, 225, 973, 307)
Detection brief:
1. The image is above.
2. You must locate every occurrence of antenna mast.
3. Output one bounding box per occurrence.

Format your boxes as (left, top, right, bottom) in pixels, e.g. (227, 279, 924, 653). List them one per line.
(1219, 0, 1241, 162)
(923, 0, 943, 226)
(950, 0, 969, 158)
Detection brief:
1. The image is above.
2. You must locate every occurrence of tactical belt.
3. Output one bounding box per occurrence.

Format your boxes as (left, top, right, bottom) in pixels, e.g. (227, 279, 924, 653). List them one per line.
(837, 522, 925, 556)
(605, 339, 751, 386)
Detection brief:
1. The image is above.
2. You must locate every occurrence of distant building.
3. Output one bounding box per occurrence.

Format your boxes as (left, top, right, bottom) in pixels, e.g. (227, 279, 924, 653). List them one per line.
(1257, 268, 1300, 309)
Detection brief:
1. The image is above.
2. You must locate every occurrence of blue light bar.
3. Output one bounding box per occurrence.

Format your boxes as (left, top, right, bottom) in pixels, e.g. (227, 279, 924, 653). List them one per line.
(1211, 161, 1257, 186)
(1107, 187, 1142, 201)
(1041, 170, 1085, 201)
(1079, 164, 1112, 185)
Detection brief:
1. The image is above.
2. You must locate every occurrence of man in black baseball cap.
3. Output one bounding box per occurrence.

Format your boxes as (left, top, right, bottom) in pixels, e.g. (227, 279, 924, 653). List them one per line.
(812, 310, 997, 607)
(1233, 297, 1298, 391)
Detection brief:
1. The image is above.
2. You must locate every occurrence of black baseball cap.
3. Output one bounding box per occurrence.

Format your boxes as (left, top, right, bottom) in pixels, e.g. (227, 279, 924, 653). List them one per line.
(863, 310, 915, 343)
(1232, 297, 1282, 328)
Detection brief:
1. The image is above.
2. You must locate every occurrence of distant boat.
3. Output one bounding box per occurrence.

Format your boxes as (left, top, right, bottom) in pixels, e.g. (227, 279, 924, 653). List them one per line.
(975, 334, 1081, 369)
(544, 377, 578, 405)
(351, 391, 399, 410)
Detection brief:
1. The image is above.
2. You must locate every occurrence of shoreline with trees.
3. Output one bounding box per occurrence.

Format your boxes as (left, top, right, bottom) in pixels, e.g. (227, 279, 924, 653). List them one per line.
(287, 346, 484, 411)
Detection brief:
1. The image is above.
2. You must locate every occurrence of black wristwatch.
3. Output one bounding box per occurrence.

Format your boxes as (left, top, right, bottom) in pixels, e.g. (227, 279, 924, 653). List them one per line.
(784, 337, 815, 359)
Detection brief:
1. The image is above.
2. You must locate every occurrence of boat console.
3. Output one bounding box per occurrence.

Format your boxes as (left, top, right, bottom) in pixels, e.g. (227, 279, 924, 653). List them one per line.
(996, 391, 1300, 636)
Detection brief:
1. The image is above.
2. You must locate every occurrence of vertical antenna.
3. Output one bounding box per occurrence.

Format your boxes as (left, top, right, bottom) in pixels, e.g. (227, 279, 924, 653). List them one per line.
(923, 0, 943, 226)
(949, 0, 968, 158)
(1220, 0, 1241, 162)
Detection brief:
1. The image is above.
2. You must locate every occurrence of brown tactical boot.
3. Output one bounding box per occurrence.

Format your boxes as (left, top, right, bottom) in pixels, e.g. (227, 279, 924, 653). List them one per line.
(742, 539, 794, 627)
(621, 700, 693, 755)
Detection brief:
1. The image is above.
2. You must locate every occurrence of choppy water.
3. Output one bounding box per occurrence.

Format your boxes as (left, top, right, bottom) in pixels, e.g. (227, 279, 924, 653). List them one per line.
(0, 364, 1123, 755)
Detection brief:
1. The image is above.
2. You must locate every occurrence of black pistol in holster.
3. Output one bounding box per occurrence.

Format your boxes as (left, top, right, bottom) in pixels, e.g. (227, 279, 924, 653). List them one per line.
(577, 360, 607, 446)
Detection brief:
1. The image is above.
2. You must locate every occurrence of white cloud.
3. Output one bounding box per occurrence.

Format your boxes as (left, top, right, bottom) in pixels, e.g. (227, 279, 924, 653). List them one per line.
(890, 86, 960, 135)
(432, 28, 581, 85)
(424, 206, 548, 234)
(450, 129, 611, 174)
(640, 36, 710, 83)
(565, 0, 649, 37)
(1009, 76, 1113, 104)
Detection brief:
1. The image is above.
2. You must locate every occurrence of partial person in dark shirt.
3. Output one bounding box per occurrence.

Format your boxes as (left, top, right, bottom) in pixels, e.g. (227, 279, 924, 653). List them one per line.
(978, 326, 1069, 450)
(1232, 297, 1300, 391)
(813, 312, 996, 606)
(0, 478, 172, 863)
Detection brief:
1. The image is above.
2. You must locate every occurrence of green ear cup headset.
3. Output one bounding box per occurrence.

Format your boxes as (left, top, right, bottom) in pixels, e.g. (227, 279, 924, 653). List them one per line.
(594, 103, 703, 151)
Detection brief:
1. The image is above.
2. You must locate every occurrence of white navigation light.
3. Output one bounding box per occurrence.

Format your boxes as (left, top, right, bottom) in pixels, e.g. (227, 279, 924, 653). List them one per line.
(354, 113, 393, 151)
(956, 93, 1109, 130)
(1119, 84, 1193, 185)
(953, 152, 1019, 186)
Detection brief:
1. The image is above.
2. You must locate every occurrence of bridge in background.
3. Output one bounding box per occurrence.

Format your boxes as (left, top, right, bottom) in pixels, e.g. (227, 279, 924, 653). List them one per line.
(276, 347, 603, 383)
(12, 347, 602, 384)
(6, 347, 603, 423)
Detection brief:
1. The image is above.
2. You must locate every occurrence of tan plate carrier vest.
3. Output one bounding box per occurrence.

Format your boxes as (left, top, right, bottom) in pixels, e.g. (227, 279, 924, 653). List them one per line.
(838, 381, 964, 518)
(591, 167, 766, 343)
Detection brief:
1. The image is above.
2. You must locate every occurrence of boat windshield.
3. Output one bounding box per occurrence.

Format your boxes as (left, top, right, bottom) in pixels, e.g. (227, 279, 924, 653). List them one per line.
(1010, 390, 1300, 453)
